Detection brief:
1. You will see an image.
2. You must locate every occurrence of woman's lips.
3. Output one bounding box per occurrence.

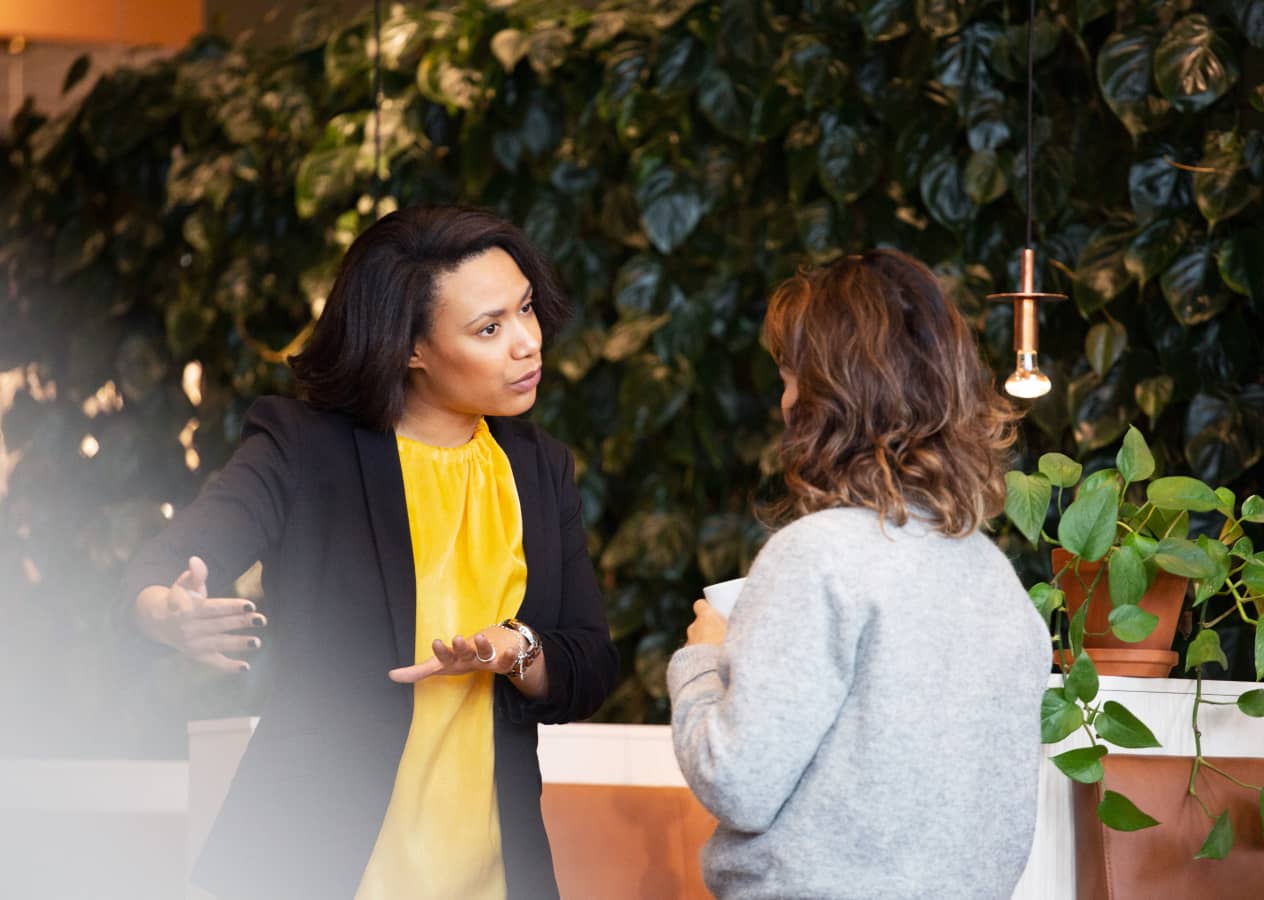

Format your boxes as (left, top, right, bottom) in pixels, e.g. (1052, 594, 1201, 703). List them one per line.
(509, 368, 542, 392)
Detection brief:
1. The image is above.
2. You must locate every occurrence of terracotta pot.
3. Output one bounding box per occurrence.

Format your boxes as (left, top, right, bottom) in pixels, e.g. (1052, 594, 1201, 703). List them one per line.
(1051, 547, 1187, 677)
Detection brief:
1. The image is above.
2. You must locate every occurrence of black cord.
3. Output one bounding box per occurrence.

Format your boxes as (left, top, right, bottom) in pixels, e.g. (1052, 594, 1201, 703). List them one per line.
(1026, 0, 1035, 250)
(371, 0, 382, 214)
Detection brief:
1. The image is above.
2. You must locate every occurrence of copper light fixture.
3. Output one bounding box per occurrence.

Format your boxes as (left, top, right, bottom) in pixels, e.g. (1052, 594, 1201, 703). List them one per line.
(987, 0, 1066, 399)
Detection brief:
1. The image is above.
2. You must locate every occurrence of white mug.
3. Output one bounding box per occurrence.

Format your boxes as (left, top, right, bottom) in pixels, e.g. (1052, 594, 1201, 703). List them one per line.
(702, 577, 746, 618)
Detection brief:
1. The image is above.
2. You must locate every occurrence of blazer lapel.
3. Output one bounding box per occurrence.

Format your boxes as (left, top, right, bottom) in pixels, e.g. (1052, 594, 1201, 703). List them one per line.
(353, 426, 416, 668)
(488, 418, 546, 620)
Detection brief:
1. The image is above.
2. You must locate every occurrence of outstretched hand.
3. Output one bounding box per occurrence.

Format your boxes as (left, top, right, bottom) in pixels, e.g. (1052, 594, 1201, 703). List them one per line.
(134, 556, 266, 673)
(388, 625, 526, 684)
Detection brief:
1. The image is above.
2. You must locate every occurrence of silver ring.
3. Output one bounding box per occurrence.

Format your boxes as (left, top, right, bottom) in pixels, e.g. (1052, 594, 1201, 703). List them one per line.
(475, 646, 497, 664)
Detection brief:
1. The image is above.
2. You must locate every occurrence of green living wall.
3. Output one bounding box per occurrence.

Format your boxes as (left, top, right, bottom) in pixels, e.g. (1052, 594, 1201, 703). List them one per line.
(1, 0, 1262, 752)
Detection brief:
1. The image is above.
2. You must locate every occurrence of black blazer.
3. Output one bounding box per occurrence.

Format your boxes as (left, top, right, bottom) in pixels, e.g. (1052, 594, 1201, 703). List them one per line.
(123, 397, 618, 900)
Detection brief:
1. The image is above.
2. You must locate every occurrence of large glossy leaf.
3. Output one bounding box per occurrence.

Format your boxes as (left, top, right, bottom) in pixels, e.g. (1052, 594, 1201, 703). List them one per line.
(1039, 453, 1083, 489)
(1117, 426, 1156, 484)
(964, 148, 1008, 205)
(1005, 471, 1052, 544)
(817, 116, 879, 205)
(1059, 486, 1119, 562)
(1041, 688, 1084, 743)
(636, 166, 705, 254)
(1186, 628, 1229, 670)
(1065, 652, 1100, 704)
(1128, 151, 1192, 224)
(1075, 227, 1134, 314)
(920, 150, 974, 229)
(1161, 244, 1230, 326)
(697, 67, 748, 141)
(1125, 219, 1188, 288)
(1085, 321, 1127, 378)
(1184, 391, 1263, 486)
(1195, 132, 1256, 227)
(917, 0, 965, 38)
(1108, 545, 1148, 607)
(1218, 230, 1264, 300)
(1135, 376, 1175, 427)
(1154, 15, 1239, 114)
(1097, 30, 1169, 136)
(1195, 812, 1234, 860)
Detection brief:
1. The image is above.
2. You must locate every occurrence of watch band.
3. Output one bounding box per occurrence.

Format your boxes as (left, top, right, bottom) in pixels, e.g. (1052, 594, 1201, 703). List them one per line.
(498, 617, 541, 679)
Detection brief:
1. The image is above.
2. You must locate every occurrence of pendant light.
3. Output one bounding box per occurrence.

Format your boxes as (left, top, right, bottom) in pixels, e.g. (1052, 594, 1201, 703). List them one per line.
(987, 0, 1065, 399)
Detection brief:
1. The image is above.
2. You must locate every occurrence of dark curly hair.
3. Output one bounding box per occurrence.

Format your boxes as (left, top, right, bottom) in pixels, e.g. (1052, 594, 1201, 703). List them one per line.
(761, 249, 1019, 537)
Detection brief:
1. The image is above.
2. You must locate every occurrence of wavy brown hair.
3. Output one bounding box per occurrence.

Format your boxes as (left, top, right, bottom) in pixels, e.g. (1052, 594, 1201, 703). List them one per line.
(761, 249, 1019, 537)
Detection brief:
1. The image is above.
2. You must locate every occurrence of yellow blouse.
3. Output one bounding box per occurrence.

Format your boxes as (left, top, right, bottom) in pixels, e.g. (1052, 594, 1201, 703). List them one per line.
(355, 419, 526, 900)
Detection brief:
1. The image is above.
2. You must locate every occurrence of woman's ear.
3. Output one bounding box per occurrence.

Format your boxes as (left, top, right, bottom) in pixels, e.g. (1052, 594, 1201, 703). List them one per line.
(407, 341, 427, 371)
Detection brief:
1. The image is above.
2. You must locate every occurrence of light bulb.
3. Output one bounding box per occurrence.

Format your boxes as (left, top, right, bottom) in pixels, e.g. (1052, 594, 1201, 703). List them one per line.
(1005, 352, 1051, 399)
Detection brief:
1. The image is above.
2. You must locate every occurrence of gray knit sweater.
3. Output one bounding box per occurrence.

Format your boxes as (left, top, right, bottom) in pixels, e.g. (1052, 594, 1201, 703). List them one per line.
(668, 507, 1050, 900)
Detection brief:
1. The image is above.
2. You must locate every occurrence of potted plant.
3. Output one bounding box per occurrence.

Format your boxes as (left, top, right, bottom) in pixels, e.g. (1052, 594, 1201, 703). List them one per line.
(1005, 425, 1264, 855)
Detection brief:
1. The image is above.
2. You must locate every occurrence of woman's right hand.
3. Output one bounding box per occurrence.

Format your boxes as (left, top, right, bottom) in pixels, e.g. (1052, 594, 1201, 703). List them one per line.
(134, 556, 266, 673)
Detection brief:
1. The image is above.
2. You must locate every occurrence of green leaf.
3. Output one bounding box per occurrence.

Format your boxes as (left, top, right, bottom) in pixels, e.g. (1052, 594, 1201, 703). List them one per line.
(817, 118, 879, 204)
(1059, 486, 1120, 562)
(1193, 535, 1231, 605)
(1135, 376, 1175, 427)
(1029, 582, 1064, 623)
(1041, 688, 1084, 743)
(1038, 454, 1083, 489)
(920, 150, 974, 230)
(1242, 558, 1264, 594)
(1230, 536, 1255, 559)
(1065, 652, 1100, 703)
(1194, 811, 1234, 860)
(1195, 133, 1255, 228)
(1186, 629, 1228, 671)
(1069, 598, 1089, 657)
(1154, 15, 1239, 115)
(1237, 689, 1264, 717)
(1125, 218, 1188, 288)
(1242, 495, 1264, 523)
(612, 255, 664, 316)
(1082, 469, 1124, 496)
(1052, 745, 1109, 783)
(697, 67, 747, 141)
(1078, 0, 1113, 28)
(1218, 230, 1264, 300)
(1098, 790, 1160, 831)
(1075, 227, 1134, 313)
(1147, 477, 1221, 512)
(1005, 471, 1051, 545)
(1085, 321, 1127, 378)
(1108, 545, 1148, 607)
(294, 145, 358, 220)
(1095, 701, 1161, 749)
(963, 148, 1008, 205)
(1215, 487, 1236, 517)
(1155, 537, 1216, 578)
(1161, 243, 1230, 327)
(1116, 426, 1156, 484)
(636, 166, 704, 254)
(1109, 604, 1160, 643)
(1233, 0, 1264, 47)
(1097, 30, 1169, 136)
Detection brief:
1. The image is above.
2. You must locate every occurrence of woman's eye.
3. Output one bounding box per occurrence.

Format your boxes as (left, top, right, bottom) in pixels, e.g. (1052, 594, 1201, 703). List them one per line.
(520, 300, 535, 315)
(480, 322, 500, 336)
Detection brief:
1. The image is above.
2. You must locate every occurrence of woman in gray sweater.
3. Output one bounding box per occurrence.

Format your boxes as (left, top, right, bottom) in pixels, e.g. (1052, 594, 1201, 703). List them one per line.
(668, 250, 1051, 899)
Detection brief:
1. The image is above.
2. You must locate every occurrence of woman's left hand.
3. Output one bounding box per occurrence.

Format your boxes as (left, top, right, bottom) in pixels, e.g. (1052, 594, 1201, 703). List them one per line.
(684, 599, 727, 647)
(388, 625, 525, 683)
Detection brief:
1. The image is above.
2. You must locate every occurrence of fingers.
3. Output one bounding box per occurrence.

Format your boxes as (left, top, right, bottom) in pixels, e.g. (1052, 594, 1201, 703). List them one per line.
(192, 651, 252, 674)
(431, 638, 457, 666)
(181, 611, 267, 639)
(191, 597, 258, 619)
(693, 599, 713, 615)
(186, 634, 262, 654)
(389, 658, 441, 683)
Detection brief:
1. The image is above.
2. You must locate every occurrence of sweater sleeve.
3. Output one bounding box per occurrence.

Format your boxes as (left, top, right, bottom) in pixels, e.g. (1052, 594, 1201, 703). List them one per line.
(667, 517, 865, 833)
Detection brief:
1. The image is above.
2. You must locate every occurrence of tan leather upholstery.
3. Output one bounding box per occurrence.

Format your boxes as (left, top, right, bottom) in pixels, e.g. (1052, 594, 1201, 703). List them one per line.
(541, 784, 716, 899)
(1074, 755, 1264, 899)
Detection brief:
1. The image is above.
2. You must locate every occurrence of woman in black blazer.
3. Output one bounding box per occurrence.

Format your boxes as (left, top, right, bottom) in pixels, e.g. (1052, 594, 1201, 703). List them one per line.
(124, 206, 618, 899)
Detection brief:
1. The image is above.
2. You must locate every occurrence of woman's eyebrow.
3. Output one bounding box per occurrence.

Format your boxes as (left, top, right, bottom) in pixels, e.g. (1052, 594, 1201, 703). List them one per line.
(462, 285, 533, 328)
